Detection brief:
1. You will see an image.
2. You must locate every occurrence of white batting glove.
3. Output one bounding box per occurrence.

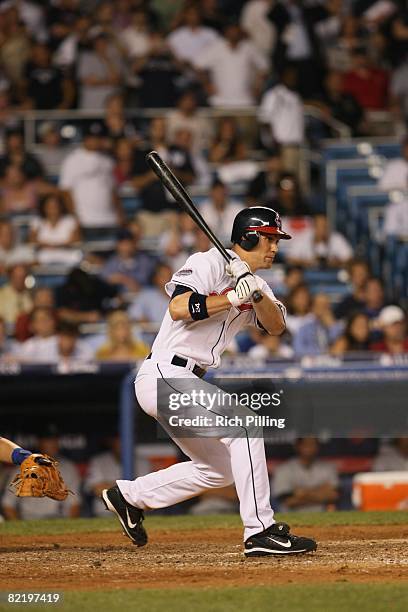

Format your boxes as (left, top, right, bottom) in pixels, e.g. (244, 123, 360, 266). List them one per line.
(227, 274, 260, 307)
(225, 259, 251, 281)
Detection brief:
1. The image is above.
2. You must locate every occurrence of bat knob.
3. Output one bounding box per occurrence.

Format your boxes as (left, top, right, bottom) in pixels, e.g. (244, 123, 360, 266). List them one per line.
(252, 290, 263, 303)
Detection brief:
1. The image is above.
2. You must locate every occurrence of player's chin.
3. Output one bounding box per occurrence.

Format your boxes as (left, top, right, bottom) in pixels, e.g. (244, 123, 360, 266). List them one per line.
(263, 258, 274, 268)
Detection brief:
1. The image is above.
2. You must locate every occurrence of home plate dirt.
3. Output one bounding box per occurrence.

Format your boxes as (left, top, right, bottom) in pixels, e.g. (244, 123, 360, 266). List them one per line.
(1, 525, 407, 590)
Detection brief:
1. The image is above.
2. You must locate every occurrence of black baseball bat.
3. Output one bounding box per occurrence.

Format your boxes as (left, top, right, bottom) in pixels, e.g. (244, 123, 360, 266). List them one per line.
(145, 150, 263, 303)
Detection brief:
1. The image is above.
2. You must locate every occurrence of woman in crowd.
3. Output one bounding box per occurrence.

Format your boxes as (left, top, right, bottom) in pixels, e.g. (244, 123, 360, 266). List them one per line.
(29, 193, 81, 265)
(330, 311, 371, 355)
(208, 117, 247, 164)
(96, 310, 149, 361)
(284, 283, 313, 336)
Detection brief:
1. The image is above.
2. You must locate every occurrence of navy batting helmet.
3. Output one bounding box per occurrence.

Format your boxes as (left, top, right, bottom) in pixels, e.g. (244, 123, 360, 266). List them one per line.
(231, 206, 292, 251)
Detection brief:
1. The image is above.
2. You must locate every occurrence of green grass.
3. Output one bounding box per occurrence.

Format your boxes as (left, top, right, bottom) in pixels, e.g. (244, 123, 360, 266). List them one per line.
(1, 584, 406, 612)
(1, 510, 408, 536)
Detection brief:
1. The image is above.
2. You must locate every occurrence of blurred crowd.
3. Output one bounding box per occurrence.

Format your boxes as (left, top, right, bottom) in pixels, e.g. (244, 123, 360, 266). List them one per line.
(0, 0, 406, 365)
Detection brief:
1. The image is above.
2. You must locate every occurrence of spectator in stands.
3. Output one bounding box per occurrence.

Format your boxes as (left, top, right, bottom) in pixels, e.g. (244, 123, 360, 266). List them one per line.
(0, 7, 31, 93)
(267, 1, 324, 99)
(371, 305, 408, 354)
(36, 121, 68, 177)
(14, 286, 55, 342)
(208, 116, 247, 164)
(390, 57, 408, 123)
(15, 306, 57, 363)
(56, 321, 93, 363)
(246, 150, 282, 206)
(286, 213, 353, 268)
(364, 277, 386, 320)
(378, 136, 408, 191)
(240, 0, 275, 58)
(0, 263, 33, 325)
(372, 438, 408, 472)
(131, 31, 183, 108)
(56, 267, 119, 325)
(22, 42, 74, 110)
(200, 179, 242, 244)
(293, 293, 343, 357)
(272, 173, 310, 217)
(167, 4, 219, 68)
(95, 310, 149, 361)
(121, 8, 152, 60)
(132, 118, 186, 237)
(194, 21, 268, 107)
(101, 227, 157, 294)
(317, 70, 364, 136)
(258, 65, 304, 178)
(53, 14, 92, 71)
(113, 138, 136, 188)
(2, 427, 81, 519)
(334, 259, 370, 320)
(168, 127, 197, 186)
(248, 328, 294, 360)
(46, 0, 81, 52)
(320, 13, 363, 73)
(0, 164, 42, 215)
(0, 219, 34, 274)
(77, 30, 123, 110)
(284, 264, 305, 294)
(342, 48, 389, 110)
(0, 129, 44, 179)
(166, 89, 213, 152)
(383, 193, 408, 239)
(0, 316, 11, 358)
(128, 262, 172, 325)
(272, 437, 339, 512)
(59, 122, 124, 231)
(160, 211, 197, 271)
(29, 193, 81, 266)
(102, 93, 139, 151)
(284, 283, 313, 336)
(330, 312, 371, 356)
(84, 435, 122, 516)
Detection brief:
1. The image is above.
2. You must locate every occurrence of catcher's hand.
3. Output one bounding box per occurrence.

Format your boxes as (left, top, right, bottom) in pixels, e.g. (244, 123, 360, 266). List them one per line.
(9, 454, 71, 501)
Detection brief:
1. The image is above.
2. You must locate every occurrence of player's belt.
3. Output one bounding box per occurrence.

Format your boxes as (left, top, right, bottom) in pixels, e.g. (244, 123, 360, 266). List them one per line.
(146, 353, 206, 378)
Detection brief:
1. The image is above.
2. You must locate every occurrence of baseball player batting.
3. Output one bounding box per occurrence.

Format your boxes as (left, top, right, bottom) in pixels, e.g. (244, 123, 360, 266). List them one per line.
(103, 207, 317, 556)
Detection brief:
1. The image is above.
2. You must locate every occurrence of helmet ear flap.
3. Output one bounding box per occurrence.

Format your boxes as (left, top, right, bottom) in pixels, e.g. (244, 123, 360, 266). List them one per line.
(239, 230, 259, 251)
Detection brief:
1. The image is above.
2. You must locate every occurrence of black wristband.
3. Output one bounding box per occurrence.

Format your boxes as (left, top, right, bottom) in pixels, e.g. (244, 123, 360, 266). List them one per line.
(188, 292, 209, 320)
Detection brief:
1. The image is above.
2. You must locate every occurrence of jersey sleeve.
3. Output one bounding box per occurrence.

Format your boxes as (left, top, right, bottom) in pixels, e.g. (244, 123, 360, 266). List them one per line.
(165, 251, 223, 297)
(251, 276, 287, 329)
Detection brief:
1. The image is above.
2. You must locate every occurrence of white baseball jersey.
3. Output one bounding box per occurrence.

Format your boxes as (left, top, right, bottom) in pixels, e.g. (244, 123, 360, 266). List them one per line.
(150, 247, 285, 368)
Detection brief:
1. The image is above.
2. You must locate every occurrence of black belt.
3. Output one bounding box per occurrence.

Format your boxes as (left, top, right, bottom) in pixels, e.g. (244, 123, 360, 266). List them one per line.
(146, 353, 206, 378)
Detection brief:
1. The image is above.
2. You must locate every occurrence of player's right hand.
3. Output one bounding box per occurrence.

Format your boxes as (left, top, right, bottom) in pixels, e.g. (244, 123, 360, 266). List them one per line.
(227, 274, 260, 307)
(226, 259, 251, 281)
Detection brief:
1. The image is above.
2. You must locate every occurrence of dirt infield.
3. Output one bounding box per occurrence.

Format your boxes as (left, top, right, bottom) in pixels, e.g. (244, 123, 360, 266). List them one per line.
(1, 524, 407, 590)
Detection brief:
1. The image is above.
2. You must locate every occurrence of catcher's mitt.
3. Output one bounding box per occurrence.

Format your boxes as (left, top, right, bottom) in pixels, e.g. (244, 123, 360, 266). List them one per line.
(9, 454, 71, 501)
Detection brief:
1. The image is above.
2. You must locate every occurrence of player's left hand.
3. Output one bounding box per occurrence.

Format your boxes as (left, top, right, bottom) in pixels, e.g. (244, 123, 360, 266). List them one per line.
(235, 274, 260, 302)
(226, 259, 251, 281)
(9, 453, 71, 501)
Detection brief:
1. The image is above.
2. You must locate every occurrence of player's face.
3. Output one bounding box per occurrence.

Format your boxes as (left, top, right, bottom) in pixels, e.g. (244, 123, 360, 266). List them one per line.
(254, 234, 280, 269)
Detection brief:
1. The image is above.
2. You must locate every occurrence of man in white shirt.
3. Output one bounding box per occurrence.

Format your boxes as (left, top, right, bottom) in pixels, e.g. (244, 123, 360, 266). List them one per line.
(378, 137, 408, 192)
(240, 0, 276, 57)
(258, 65, 304, 177)
(194, 22, 269, 107)
(373, 438, 408, 472)
(286, 213, 353, 267)
(167, 5, 219, 66)
(273, 437, 339, 512)
(59, 122, 124, 229)
(383, 194, 408, 239)
(200, 179, 242, 244)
